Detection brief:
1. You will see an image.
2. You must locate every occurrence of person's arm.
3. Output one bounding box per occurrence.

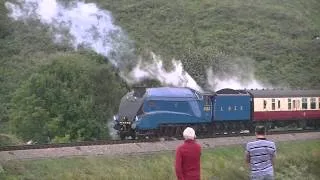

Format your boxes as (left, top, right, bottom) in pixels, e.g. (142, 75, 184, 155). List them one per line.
(245, 151, 250, 165)
(175, 148, 184, 180)
(271, 143, 277, 166)
(245, 144, 250, 166)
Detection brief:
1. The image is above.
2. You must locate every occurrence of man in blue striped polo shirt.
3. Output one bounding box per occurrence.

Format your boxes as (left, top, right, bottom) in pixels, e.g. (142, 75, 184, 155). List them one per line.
(246, 125, 276, 180)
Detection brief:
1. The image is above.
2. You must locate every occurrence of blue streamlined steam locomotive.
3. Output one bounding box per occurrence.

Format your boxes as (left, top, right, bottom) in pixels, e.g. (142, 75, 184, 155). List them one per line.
(113, 86, 320, 140)
(113, 86, 252, 140)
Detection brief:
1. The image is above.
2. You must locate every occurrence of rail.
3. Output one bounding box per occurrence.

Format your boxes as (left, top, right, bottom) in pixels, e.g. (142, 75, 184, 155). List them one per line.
(0, 129, 318, 152)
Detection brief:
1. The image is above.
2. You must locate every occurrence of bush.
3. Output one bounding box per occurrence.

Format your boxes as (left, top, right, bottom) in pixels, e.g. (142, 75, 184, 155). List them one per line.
(9, 52, 128, 143)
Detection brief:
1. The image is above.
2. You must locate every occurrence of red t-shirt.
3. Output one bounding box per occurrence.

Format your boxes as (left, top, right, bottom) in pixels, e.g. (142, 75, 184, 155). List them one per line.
(175, 139, 201, 180)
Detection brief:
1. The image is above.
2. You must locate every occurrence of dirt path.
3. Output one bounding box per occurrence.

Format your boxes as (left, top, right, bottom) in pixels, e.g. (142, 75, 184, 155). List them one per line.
(0, 132, 319, 162)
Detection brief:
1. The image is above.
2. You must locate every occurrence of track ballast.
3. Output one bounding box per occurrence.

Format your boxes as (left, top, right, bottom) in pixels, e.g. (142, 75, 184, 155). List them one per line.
(0, 129, 319, 152)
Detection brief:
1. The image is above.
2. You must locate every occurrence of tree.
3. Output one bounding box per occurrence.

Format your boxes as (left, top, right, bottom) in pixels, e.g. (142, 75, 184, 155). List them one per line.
(9, 52, 127, 143)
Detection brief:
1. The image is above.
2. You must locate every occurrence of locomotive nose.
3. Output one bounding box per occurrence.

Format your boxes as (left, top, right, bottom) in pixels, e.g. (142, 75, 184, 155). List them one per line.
(117, 116, 132, 125)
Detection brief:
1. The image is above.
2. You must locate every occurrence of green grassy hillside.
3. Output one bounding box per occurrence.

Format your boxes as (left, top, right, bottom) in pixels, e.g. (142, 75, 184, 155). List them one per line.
(92, 0, 320, 88)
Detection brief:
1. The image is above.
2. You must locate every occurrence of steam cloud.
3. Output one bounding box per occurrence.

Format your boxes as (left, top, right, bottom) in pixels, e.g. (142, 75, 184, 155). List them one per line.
(5, 0, 135, 69)
(206, 68, 264, 91)
(5, 0, 204, 91)
(5, 0, 265, 92)
(123, 52, 203, 92)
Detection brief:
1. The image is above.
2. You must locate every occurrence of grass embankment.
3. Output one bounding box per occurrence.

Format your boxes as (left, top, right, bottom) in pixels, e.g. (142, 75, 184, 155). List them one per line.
(0, 134, 22, 146)
(0, 139, 319, 180)
(0, 122, 23, 146)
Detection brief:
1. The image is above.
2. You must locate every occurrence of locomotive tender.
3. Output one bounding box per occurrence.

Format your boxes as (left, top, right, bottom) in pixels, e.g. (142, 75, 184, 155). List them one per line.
(113, 86, 320, 140)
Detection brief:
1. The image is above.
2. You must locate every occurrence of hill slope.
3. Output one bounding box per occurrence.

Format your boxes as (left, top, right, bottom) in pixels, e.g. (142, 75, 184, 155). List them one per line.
(91, 0, 320, 88)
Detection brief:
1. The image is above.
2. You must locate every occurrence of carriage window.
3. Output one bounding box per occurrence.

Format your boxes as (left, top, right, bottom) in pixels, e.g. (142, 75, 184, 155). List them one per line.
(220, 106, 223, 111)
(278, 100, 280, 109)
(240, 106, 243, 110)
(319, 98, 320, 109)
(302, 98, 308, 109)
(288, 98, 292, 110)
(272, 99, 275, 110)
(228, 106, 232, 111)
(234, 106, 237, 111)
(310, 98, 316, 109)
(293, 100, 296, 109)
(263, 100, 267, 109)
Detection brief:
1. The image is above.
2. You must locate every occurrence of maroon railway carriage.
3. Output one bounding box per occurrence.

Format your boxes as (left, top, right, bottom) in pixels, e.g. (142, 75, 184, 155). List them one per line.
(247, 89, 320, 128)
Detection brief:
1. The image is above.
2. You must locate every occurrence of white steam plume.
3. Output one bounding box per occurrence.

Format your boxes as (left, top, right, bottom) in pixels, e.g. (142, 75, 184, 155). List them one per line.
(206, 68, 265, 91)
(5, 0, 202, 91)
(5, 0, 135, 68)
(123, 53, 203, 92)
(107, 119, 118, 140)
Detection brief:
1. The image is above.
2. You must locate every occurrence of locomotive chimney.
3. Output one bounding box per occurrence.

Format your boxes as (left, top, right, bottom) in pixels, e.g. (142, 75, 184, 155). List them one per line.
(133, 86, 146, 98)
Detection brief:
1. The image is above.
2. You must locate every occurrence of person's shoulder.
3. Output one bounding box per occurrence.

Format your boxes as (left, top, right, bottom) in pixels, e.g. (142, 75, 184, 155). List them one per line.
(195, 141, 201, 148)
(263, 139, 275, 144)
(246, 140, 257, 146)
(246, 140, 263, 149)
(246, 140, 256, 144)
(177, 142, 185, 149)
(267, 140, 276, 147)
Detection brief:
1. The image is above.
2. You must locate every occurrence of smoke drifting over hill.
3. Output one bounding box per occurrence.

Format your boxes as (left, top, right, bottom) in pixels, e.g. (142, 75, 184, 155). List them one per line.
(206, 68, 264, 91)
(5, 0, 265, 92)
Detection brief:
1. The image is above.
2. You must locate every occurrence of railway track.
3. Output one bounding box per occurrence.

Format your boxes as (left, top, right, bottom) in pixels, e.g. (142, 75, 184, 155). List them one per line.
(0, 129, 318, 152)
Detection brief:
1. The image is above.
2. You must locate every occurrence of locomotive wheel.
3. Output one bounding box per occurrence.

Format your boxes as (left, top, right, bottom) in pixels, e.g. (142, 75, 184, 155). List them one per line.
(128, 129, 136, 140)
(174, 126, 184, 138)
(137, 134, 145, 140)
(131, 131, 136, 140)
(120, 133, 126, 140)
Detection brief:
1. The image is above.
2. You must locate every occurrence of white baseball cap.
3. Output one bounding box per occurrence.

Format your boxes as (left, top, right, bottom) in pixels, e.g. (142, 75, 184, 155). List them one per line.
(183, 127, 196, 140)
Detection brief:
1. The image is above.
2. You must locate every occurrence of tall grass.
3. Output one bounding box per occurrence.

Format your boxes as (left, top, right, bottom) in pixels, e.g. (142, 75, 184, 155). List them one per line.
(0, 139, 319, 180)
(0, 134, 22, 146)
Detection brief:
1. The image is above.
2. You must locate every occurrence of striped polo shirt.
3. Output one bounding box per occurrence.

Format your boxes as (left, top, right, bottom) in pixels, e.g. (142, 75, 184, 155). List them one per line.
(246, 138, 276, 177)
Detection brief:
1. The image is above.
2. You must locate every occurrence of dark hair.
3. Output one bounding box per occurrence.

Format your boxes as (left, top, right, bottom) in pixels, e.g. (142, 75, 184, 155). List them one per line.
(255, 125, 266, 135)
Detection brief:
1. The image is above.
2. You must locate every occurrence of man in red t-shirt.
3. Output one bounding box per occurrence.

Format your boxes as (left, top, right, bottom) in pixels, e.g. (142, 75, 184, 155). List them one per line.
(175, 127, 202, 180)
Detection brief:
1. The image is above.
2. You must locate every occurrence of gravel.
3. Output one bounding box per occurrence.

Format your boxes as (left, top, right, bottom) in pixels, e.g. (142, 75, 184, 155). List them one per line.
(0, 132, 319, 162)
